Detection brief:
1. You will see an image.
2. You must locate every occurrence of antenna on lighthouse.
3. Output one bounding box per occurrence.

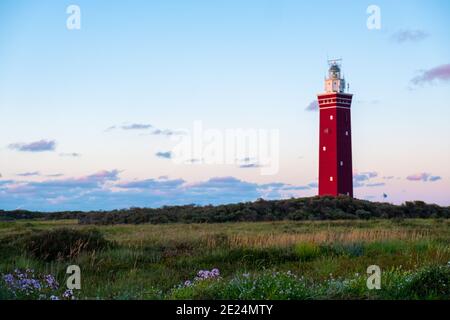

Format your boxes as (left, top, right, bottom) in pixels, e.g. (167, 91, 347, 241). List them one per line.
(327, 58, 342, 67)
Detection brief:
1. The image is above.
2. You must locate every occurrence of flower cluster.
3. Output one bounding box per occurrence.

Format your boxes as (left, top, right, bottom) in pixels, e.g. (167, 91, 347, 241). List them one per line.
(44, 274, 59, 290)
(195, 268, 220, 281)
(1, 269, 74, 300)
(183, 268, 220, 287)
(3, 269, 47, 297)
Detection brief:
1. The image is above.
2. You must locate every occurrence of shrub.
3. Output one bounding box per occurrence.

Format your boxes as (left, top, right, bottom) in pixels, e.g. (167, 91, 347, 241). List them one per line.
(400, 265, 450, 299)
(288, 210, 312, 221)
(355, 209, 372, 220)
(21, 228, 112, 261)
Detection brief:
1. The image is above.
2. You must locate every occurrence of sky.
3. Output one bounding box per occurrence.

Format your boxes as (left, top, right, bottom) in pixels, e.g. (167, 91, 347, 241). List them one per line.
(0, 0, 449, 211)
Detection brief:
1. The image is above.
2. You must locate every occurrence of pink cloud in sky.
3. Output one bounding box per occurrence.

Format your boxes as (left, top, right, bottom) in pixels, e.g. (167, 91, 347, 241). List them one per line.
(406, 173, 441, 182)
(411, 64, 450, 85)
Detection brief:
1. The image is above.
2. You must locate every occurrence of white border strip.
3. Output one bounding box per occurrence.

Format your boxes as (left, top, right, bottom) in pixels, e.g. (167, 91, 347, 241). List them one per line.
(319, 106, 351, 110)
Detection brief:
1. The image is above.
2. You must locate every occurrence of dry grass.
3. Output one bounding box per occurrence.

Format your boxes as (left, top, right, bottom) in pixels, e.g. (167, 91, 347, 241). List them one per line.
(206, 229, 430, 248)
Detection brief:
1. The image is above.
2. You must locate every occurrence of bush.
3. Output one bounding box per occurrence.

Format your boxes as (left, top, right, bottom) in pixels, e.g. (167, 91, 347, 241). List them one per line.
(401, 265, 450, 299)
(21, 228, 112, 261)
(355, 209, 372, 220)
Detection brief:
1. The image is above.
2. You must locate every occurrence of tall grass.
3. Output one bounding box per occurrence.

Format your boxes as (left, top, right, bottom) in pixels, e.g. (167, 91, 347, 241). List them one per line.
(0, 218, 448, 299)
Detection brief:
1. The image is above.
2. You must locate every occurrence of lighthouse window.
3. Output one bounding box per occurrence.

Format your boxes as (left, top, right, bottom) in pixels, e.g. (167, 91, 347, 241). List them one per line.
(330, 115, 334, 120)
(340, 161, 343, 166)
(329, 176, 333, 182)
(345, 131, 349, 136)
(322, 146, 327, 151)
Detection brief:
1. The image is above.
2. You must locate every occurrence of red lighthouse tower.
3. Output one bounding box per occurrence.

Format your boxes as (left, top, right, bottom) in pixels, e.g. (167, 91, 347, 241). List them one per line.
(317, 60, 353, 197)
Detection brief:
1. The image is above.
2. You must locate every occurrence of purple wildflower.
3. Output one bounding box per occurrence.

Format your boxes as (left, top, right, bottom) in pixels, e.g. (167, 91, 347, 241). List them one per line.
(211, 268, 220, 277)
(184, 280, 192, 287)
(63, 289, 74, 300)
(44, 274, 59, 290)
(3, 274, 14, 285)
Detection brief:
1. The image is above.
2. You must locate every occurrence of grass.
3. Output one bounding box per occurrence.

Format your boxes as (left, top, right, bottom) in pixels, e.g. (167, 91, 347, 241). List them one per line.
(0, 218, 449, 299)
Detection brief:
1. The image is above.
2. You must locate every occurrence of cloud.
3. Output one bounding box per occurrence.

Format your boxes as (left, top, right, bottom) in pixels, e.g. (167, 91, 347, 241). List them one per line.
(406, 173, 441, 182)
(107, 123, 185, 136)
(122, 123, 153, 130)
(353, 171, 381, 188)
(87, 170, 121, 181)
(117, 178, 184, 190)
(59, 152, 81, 158)
(391, 29, 429, 43)
(411, 64, 450, 86)
(237, 157, 263, 169)
(0, 173, 313, 211)
(150, 128, 185, 136)
(46, 173, 64, 177)
(0, 180, 14, 187)
(16, 171, 40, 177)
(281, 185, 310, 191)
(28, 169, 121, 189)
(182, 177, 311, 202)
(353, 171, 378, 182)
(366, 182, 385, 187)
(155, 151, 173, 159)
(307, 182, 318, 188)
(406, 173, 429, 181)
(106, 123, 152, 131)
(353, 182, 365, 188)
(183, 158, 203, 164)
(0, 170, 122, 212)
(8, 140, 56, 152)
(239, 163, 261, 168)
(305, 100, 319, 111)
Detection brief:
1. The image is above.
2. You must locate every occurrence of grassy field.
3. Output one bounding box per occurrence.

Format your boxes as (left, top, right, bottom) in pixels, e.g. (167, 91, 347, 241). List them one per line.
(0, 218, 449, 300)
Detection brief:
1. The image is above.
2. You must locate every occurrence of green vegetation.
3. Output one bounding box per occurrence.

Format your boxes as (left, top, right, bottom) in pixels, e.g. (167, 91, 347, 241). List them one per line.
(20, 228, 113, 262)
(1, 196, 449, 225)
(0, 218, 448, 299)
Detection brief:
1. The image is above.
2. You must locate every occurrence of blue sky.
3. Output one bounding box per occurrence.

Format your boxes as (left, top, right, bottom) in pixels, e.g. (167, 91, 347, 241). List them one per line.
(0, 0, 449, 211)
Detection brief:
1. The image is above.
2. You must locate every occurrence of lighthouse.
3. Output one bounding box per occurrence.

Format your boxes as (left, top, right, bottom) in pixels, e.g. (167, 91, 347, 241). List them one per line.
(317, 60, 353, 197)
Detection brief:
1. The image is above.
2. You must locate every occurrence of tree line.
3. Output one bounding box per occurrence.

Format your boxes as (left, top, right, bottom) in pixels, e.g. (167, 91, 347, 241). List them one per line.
(1, 196, 448, 224)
